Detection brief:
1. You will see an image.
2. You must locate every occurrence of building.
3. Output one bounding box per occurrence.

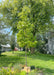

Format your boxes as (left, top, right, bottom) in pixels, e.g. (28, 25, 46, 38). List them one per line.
(1, 44, 11, 52)
(47, 31, 54, 54)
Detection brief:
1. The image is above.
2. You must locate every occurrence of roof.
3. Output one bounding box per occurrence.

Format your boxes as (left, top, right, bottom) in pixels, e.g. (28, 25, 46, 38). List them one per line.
(1, 44, 11, 48)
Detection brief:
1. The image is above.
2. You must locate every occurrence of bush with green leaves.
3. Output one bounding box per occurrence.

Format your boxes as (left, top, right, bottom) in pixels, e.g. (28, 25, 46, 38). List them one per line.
(0, 64, 26, 75)
(36, 40, 47, 54)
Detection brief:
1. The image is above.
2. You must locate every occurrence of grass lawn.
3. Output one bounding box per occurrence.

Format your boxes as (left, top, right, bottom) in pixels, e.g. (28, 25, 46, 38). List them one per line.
(0, 51, 54, 74)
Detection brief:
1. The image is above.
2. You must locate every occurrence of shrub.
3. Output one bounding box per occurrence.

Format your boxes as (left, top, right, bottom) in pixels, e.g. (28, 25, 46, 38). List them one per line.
(36, 40, 47, 54)
(0, 63, 27, 75)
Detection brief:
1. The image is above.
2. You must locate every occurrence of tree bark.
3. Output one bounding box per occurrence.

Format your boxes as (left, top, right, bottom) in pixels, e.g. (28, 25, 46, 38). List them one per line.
(12, 50, 14, 54)
(0, 51, 1, 55)
(31, 48, 35, 54)
(0, 45, 2, 56)
(25, 48, 27, 66)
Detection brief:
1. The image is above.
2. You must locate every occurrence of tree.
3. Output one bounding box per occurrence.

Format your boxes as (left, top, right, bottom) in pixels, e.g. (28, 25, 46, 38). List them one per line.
(10, 35, 16, 53)
(0, 44, 2, 55)
(17, 0, 54, 53)
(0, 0, 23, 33)
(0, 14, 11, 44)
(17, 6, 37, 54)
(0, 15, 11, 55)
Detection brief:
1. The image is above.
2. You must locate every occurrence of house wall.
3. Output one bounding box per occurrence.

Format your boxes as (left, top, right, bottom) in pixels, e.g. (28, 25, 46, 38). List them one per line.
(48, 37, 54, 54)
(1, 47, 11, 52)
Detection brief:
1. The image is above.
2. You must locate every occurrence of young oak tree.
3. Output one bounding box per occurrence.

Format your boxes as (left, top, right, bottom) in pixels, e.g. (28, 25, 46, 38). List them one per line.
(17, 6, 37, 54)
(17, 6, 37, 65)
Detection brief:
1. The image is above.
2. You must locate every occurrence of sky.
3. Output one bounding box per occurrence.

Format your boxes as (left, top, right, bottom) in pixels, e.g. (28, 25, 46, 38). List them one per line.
(0, 0, 5, 2)
(0, 0, 1, 2)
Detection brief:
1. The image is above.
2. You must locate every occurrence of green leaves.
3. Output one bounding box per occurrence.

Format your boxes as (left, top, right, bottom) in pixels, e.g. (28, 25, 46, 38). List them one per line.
(17, 5, 37, 48)
(17, 0, 54, 48)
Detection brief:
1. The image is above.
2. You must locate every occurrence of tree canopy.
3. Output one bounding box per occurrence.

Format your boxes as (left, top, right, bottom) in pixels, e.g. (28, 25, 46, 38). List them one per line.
(0, 0, 54, 33)
(0, 0, 54, 51)
(17, 0, 54, 49)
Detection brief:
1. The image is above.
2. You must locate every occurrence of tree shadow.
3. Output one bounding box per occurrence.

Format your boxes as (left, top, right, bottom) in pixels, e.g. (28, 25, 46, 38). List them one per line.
(0, 55, 6, 57)
(27, 53, 54, 61)
(13, 51, 54, 65)
(0, 54, 25, 67)
(36, 66, 54, 73)
(15, 51, 54, 61)
(27, 53, 54, 73)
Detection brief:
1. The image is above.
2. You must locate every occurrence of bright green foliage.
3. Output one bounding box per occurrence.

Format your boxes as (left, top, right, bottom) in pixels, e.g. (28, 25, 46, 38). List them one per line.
(17, 0, 54, 48)
(0, 65, 26, 75)
(17, 6, 37, 48)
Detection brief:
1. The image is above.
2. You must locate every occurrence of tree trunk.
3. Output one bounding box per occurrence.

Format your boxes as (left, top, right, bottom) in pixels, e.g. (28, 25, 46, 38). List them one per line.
(12, 50, 14, 54)
(23, 46, 25, 51)
(31, 48, 35, 54)
(0, 51, 1, 55)
(25, 48, 27, 66)
(0, 45, 2, 56)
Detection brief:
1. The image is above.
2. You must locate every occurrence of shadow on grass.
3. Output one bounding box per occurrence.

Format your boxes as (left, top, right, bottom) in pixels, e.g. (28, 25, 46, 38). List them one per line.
(44, 68, 54, 73)
(27, 52, 54, 61)
(0, 55, 6, 57)
(16, 52, 54, 73)
(36, 66, 54, 73)
(14, 51, 54, 61)
(0, 54, 25, 67)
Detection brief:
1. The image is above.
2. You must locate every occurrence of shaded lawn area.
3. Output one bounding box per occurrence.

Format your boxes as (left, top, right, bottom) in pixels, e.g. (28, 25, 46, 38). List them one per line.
(0, 51, 25, 67)
(0, 51, 54, 73)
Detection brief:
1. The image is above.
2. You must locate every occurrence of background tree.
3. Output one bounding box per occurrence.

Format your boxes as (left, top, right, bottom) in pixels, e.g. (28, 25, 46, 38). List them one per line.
(17, 0, 54, 53)
(10, 35, 16, 53)
(0, 0, 54, 34)
(0, 15, 11, 55)
(0, 0, 23, 34)
(0, 14, 11, 44)
(0, 44, 2, 55)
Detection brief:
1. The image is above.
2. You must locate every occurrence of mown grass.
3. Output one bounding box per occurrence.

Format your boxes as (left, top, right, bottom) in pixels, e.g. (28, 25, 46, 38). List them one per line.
(0, 51, 54, 74)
